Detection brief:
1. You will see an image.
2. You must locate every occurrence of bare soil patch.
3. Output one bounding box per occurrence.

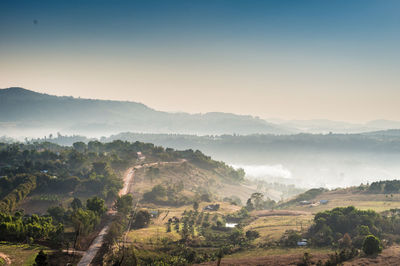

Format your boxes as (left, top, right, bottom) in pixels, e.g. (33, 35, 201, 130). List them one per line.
(253, 210, 310, 217)
(344, 245, 400, 265)
(197, 252, 329, 266)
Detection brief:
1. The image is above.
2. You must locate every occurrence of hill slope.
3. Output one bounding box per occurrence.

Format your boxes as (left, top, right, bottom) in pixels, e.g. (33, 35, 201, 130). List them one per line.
(0, 87, 292, 136)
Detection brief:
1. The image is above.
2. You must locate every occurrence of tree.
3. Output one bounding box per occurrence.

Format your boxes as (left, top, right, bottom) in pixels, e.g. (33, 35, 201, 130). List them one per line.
(193, 201, 199, 211)
(47, 206, 65, 222)
(362, 235, 382, 255)
(73, 142, 86, 153)
(246, 198, 254, 211)
(281, 230, 302, 247)
(115, 194, 133, 215)
(71, 198, 83, 211)
(339, 233, 352, 248)
(146, 167, 160, 182)
(92, 162, 109, 176)
(245, 230, 260, 240)
(86, 196, 106, 216)
(34, 250, 48, 266)
(250, 192, 264, 210)
(71, 209, 98, 236)
(132, 210, 150, 229)
(142, 185, 167, 203)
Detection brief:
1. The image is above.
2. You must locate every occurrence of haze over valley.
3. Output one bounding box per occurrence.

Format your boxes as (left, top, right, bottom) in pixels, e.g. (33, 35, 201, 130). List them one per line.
(2, 1, 400, 265)
(2, 87, 400, 189)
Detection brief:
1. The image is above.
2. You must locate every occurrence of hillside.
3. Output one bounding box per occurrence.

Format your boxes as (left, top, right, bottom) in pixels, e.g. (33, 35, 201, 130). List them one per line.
(0, 140, 250, 214)
(0, 87, 292, 136)
(28, 131, 400, 188)
(280, 182, 400, 213)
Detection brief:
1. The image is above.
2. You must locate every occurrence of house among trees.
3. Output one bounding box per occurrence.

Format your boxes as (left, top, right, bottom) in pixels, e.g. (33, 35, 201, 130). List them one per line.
(297, 239, 308, 246)
(225, 222, 238, 228)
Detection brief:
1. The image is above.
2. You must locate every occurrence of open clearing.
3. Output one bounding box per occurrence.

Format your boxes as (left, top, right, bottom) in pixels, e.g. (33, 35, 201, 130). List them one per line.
(0, 242, 50, 266)
(286, 189, 400, 213)
(198, 247, 332, 265)
(246, 213, 313, 242)
(344, 245, 400, 265)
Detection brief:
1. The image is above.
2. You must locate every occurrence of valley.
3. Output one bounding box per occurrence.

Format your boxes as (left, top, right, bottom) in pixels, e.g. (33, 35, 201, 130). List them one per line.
(1, 141, 400, 265)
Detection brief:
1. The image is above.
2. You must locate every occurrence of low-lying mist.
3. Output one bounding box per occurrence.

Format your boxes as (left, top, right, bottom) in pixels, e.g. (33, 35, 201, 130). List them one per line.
(7, 131, 400, 190)
(232, 164, 293, 180)
(232, 156, 400, 189)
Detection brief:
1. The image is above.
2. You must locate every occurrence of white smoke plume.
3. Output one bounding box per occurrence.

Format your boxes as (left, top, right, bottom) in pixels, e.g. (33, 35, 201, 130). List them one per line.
(232, 164, 292, 180)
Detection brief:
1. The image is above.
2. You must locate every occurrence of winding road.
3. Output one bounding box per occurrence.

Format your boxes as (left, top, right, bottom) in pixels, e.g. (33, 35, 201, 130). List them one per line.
(77, 160, 185, 266)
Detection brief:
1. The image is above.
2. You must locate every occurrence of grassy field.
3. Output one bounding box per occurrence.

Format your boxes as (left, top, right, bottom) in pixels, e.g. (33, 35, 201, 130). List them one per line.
(132, 162, 258, 204)
(128, 202, 241, 245)
(128, 225, 181, 244)
(0, 242, 50, 266)
(245, 213, 314, 242)
(226, 246, 333, 258)
(198, 247, 333, 265)
(285, 189, 400, 213)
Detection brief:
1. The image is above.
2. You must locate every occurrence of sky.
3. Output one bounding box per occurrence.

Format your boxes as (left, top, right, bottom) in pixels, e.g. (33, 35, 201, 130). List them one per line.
(0, 0, 399, 123)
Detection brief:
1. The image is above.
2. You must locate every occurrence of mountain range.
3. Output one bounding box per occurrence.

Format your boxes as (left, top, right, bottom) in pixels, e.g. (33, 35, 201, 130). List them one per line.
(0, 87, 292, 137)
(1, 87, 399, 137)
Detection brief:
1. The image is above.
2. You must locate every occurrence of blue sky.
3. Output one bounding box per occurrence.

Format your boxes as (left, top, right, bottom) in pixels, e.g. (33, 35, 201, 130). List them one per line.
(1, 0, 400, 122)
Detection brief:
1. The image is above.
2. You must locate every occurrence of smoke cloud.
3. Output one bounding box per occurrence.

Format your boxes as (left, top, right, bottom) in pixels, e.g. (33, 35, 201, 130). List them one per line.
(232, 164, 292, 180)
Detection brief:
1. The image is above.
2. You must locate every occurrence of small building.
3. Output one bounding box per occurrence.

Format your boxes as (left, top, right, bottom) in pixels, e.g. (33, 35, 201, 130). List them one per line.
(149, 210, 159, 218)
(320, 200, 329, 205)
(297, 239, 308, 246)
(299, 200, 311, 205)
(203, 204, 220, 211)
(225, 223, 237, 228)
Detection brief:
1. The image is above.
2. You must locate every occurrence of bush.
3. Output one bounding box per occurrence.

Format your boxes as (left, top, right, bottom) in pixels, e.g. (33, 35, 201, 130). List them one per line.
(132, 210, 151, 229)
(245, 230, 260, 240)
(362, 235, 382, 255)
(34, 250, 48, 266)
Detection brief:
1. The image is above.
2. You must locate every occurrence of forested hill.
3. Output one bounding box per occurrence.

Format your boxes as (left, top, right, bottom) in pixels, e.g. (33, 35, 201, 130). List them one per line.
(0, 87, 291, 136)
(0, 140, 245, 213)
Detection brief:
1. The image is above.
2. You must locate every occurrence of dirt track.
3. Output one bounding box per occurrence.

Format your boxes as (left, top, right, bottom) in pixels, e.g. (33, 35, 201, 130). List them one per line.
(77, 166, 136, 266)
(253, 210, 311, 217)
(0, 252, 11, 265)
(77, 160, 185, 266)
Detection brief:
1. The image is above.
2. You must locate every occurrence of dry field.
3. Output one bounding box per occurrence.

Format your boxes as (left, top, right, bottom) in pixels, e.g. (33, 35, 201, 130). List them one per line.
(286, 189, 400, 213)
(245, 210, 313, 242)
(198, 247, 332, 266)
(344, 245, 400, 265)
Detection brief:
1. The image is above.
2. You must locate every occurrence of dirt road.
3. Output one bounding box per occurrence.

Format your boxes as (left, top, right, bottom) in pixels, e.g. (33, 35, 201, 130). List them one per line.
(77, 166, 135, 266)
(77, 160, 185, 266)
(0, 252, 11, 265)
(77, 225, 110, 266)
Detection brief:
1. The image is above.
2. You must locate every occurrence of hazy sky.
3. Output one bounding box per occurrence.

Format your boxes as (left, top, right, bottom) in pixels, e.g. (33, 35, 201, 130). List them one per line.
(1, 0, 399, 122)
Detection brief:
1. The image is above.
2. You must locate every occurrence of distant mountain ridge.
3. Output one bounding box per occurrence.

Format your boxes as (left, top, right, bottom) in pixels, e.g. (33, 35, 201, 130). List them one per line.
(269, 118, 400, 134)
(0, 87, 293, 136)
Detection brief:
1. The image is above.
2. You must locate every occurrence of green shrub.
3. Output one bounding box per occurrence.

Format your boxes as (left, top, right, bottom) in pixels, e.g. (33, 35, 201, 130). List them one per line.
(362, 235, 382, 255)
